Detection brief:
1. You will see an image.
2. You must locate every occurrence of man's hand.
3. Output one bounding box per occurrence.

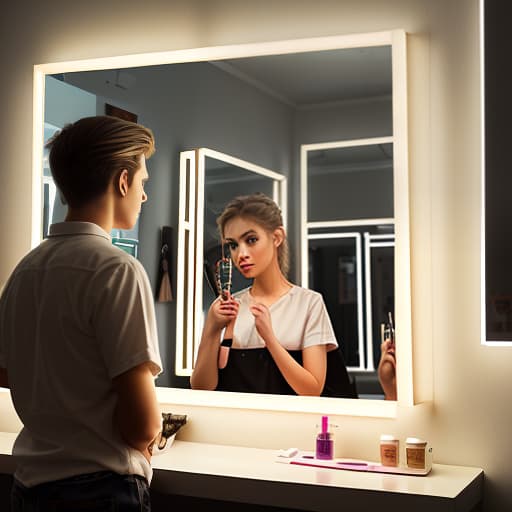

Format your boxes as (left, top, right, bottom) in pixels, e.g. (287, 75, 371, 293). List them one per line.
(112, 362, 161, 461)
(377, 339, 396, 400)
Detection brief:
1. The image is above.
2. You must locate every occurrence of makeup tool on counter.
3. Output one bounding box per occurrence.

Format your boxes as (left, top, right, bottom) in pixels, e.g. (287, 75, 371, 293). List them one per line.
(154, 413, 187, 454)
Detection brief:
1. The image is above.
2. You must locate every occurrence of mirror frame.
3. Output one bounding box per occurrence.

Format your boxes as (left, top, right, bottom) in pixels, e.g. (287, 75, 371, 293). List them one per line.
(32, 29, 411, 418)
(176, 148, 287, 376)
(301, 136, 396, 373)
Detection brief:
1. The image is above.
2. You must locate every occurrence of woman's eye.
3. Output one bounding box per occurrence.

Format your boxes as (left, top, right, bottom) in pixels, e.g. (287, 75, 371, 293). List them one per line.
(228, 242, 237, 250)
(247, 237, 258, 244)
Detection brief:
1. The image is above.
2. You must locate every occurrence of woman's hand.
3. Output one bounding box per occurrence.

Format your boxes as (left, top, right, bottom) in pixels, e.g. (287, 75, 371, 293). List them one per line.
(249, 303, 326, 395)
(249, 302, 276, 345)
(204, 292, 239, 334)
(377, 339, 397, 400)
(190, 292, 239, 391)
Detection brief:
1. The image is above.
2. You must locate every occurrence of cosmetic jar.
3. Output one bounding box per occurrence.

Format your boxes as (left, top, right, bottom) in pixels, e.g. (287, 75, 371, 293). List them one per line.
(380, 434, 399, 467)
(405, 437, 428, 470)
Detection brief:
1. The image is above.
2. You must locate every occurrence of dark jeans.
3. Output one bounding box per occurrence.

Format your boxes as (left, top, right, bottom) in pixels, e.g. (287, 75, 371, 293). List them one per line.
(11, 470, 151, 511)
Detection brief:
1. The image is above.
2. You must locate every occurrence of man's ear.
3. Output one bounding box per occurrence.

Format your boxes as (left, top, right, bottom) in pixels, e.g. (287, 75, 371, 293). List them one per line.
(117, 169, 129, 197)
(273, 227, 285, 248)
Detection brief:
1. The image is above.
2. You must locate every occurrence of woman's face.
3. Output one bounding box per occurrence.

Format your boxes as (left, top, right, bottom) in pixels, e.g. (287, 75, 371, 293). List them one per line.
(223, 216, 277, 279)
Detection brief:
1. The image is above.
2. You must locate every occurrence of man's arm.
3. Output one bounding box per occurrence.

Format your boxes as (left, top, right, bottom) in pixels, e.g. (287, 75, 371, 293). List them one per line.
(0, 367, 8, 389)
(377, 340, 397, 400)
(112, 362, 161, 461)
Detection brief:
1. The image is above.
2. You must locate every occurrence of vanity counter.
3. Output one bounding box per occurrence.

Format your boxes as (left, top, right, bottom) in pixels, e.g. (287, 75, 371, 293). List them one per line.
(150, 440, 483, 511)
(0, 432, 483, 511)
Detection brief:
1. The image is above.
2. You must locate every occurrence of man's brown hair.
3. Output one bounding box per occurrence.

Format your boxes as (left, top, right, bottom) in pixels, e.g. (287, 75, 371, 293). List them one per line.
(46, 115, 155, 208)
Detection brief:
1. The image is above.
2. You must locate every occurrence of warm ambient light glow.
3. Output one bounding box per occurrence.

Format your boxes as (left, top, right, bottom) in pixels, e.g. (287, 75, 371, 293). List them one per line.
(157, 387, 398, 418)
(32, 29, 412, 418)
(32, 68, 45, 249)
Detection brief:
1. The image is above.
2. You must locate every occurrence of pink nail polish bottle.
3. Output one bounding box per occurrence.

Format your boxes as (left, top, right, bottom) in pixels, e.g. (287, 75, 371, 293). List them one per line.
(315, 415, 334, 460)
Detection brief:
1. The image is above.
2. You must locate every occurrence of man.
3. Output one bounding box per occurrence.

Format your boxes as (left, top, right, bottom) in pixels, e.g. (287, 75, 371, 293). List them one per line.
(0, 115, 162, 511)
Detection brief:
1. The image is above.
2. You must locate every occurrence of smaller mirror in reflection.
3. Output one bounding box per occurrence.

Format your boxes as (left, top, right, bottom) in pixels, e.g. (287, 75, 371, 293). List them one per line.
(304, 140, 396, 399)
(191, 192, 363, 399)
(307, 227, 395, 399)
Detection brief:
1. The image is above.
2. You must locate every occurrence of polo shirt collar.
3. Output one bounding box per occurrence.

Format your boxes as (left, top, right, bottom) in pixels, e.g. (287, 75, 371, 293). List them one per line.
(48, 222, 111, 241)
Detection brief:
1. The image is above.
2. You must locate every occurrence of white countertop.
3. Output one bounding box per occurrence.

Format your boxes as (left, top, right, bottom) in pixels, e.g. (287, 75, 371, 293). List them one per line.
(151, 439, 483, 511)
(0, 432, 483, 511)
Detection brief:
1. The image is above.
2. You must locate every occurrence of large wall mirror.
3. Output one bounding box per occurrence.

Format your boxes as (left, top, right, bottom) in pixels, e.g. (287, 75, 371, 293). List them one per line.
(33, 30, 412, 417)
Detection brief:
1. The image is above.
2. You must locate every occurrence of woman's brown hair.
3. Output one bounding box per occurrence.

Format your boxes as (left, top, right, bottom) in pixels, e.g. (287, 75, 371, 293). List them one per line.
(217, 192, 289, 277)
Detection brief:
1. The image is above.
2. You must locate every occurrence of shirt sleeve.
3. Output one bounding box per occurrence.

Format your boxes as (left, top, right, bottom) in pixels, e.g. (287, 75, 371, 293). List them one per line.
(0, 291, 7, 368)
(92, 258, 163, 379)
(302, 292, 339, 351)
(0, 277, 14, 369)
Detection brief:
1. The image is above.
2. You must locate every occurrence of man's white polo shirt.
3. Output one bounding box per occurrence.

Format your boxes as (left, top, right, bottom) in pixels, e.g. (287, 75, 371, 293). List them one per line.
(0, 222, 162, 487)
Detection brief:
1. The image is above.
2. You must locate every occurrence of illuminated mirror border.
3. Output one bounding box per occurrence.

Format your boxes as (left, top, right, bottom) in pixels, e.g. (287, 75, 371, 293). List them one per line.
(32, 29, 409, 418)
(301, 137, 402, 378)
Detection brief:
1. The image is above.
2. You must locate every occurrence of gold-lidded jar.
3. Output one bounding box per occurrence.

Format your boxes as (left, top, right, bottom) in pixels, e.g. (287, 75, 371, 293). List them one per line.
(405, 437, 428, 470)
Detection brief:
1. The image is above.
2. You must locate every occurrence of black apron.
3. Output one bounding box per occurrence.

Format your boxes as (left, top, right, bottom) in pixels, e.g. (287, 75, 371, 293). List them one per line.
(217, 346, 357, 398)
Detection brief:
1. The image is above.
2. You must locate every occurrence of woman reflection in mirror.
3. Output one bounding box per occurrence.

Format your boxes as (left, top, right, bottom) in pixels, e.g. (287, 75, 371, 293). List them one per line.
(190, 192, 356, 397)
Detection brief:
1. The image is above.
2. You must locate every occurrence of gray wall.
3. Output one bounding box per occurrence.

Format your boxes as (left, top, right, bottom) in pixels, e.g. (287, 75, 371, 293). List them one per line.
(290, 97, 393, 259)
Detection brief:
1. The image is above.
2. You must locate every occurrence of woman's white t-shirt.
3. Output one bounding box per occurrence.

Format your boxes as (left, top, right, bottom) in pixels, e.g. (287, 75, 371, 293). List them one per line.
(232, 285, 338, 351)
